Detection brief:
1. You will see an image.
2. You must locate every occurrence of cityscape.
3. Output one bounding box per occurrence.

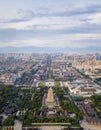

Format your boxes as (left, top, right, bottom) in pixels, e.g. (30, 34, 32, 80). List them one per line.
(0, 0, 101, 130)
(0, 53, 101, 130)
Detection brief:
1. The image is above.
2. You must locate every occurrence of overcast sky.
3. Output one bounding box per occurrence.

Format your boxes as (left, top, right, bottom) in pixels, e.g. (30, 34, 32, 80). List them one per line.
(0, 0, 101, 48)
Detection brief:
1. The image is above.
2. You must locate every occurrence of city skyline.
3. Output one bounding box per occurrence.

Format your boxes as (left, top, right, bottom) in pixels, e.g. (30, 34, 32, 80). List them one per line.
(0, 0, 101, 52)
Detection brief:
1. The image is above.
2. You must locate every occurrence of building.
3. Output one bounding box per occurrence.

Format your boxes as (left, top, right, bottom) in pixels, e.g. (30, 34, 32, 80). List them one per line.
(46, 88, 55, 108)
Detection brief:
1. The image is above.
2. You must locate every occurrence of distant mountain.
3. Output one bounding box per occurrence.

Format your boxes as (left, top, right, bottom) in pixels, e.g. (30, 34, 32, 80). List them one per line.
(0, 46, 101, 53)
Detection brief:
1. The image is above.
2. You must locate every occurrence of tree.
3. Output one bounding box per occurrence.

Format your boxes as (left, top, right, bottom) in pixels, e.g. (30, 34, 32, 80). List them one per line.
(2, 115, 15, 126)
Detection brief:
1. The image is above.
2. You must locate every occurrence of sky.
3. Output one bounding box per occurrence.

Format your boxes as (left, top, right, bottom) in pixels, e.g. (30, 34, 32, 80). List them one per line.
(0, 0, 101, 48)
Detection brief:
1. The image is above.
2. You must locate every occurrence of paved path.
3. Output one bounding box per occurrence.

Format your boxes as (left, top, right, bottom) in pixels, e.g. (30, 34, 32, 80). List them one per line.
(32, 123, 70, 125)
(24, 126, 67, 130)
(80, 120, 101, 130)
(14, 120, 22, 130)
(38, 126, 66, 130)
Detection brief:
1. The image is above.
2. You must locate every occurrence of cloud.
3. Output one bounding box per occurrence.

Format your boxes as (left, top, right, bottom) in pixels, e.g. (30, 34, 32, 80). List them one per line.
(1, 3, 101, 23)
(0, 33, 101, 48)
(0, 0, 101, 49)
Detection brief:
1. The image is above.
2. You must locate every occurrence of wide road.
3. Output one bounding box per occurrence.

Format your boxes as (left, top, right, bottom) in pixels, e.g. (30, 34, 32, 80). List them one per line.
(24, 126, 67, 130)
(38, 126, 67, 130)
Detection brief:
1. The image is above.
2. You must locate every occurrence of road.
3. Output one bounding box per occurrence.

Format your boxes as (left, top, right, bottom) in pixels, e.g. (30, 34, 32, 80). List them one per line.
(38, 126, 67, 130)
(24, 126, 68, 130)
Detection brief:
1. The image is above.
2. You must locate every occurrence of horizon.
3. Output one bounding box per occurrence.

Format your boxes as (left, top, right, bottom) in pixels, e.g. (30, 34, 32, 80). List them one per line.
(0, 46, 101, 53)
